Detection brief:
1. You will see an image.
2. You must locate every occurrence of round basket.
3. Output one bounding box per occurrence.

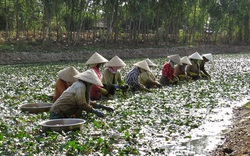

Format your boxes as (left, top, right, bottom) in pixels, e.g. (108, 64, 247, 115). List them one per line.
(40, 118, 85, 132)
(20, 103, 52, 113)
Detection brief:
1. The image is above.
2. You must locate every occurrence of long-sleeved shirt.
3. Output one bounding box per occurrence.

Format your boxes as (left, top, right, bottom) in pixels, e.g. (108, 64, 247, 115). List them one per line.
(126, 67, 140, 87)
(53, 78, 70, 103)
(102, 68, 122, 85)
(90, 66, 102, 100)
(139, 71, 156, 86)
(174, 64, 187, 77)
(50, 80, 91, 117)
(162, 62, 175, 80)
(200, 60, 210, 77)
(186, 61, 201, 76)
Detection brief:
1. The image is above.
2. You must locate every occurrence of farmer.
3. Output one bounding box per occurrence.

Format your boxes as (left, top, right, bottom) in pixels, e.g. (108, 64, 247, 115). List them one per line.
(50, 69, 114, 119)
(126, 60, 159, 92)
(200, 53, 214, 79)
(174, 56, 192, 81)
(86, 52, 109, 100)
(53, 66, 79, 102)
(102, 55, 129, 95)
(144, 58, 162, 87)
(160, 54, 182, 85)
(186, 52, 203, 80)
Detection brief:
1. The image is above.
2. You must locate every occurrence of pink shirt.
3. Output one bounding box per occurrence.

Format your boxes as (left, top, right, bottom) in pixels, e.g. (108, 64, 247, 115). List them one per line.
(90, 66, 102, 100)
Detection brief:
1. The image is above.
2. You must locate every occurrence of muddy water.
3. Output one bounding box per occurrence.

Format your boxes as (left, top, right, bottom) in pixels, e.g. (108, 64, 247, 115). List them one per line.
(185, 98, 248, 155)
(140, 98, 248, 155)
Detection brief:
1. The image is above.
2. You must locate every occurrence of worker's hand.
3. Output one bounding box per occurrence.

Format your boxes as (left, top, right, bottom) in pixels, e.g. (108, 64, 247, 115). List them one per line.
(92, 109, 105, 117)
(96, 104, 114, 112)
(103, 106, 114, 112)
(100, 88, 108, 95)
(190, 72, 197, 76)
(157, 82, 163, 87)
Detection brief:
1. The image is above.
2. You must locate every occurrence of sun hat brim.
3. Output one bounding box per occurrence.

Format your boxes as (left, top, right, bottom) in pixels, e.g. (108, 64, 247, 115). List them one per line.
(106, 55, 126, 67)
(74, 69, 103, 87)
(58, 66, 80, 83)
(86, 52, 108, 65)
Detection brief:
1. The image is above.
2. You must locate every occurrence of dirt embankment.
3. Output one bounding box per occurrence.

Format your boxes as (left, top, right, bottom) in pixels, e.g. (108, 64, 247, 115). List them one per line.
(0, 44, 249, 65)
(210, 106, 250, 156)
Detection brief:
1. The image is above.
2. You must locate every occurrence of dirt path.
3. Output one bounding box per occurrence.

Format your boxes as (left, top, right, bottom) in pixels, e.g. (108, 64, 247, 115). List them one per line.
(0, 44, 250, 65)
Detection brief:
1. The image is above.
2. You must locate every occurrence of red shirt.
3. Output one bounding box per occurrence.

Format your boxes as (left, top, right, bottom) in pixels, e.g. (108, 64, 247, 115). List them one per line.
(90, 66, 102, 100)
(162, 62, 175, 80)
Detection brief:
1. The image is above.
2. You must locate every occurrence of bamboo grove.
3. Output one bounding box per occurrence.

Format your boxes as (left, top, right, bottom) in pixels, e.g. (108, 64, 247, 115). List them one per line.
(0, 0, 249, 46)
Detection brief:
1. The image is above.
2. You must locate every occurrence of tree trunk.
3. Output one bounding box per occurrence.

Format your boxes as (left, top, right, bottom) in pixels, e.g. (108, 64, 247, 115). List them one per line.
(15, 0, 19, 40)
(191, 2, 197, 43)
(113, 0, 119, 43)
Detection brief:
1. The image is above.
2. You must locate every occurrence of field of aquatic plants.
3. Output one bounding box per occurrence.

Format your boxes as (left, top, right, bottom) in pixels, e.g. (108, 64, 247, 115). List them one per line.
(0, 53, 250, 155)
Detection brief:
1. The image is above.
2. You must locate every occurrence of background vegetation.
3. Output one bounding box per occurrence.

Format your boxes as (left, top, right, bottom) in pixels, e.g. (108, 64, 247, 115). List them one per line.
(0, 0, 249, 51)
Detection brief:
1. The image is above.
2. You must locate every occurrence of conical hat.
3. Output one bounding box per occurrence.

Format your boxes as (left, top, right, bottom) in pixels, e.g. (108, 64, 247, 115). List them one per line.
(202, 53, 213, 62)
(86, 52, 108, 65)
(168, 54, 182, 65)
(106, 55, 126, 67)
(74, 69, 103, 87)
(189, 52, 203, 60)
(133, 60, 151, 72)
(181, 56, 192, 65)
(58, 66, 80, 83)
(145, 58, 157, 67)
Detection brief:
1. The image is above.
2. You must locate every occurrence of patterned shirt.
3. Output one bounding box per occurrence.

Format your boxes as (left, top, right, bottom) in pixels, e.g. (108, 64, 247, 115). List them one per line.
(126, 67, 140, 86)
(162, 62, 175, 80)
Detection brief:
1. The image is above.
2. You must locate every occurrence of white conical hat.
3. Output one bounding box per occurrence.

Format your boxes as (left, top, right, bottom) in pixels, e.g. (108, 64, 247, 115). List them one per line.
(86, 52, 108, 65)
(181, 56, 192, 65)
(106, 55, 126, 67)
(202, 53, 213, 62)
(133, 60, 151, 71)
(74, 69, 103, 87)
(145, 58, 157, 67)
(189, 52, 203, 60)
(58, 66, 80, 83)
(168, 54, 182, 65)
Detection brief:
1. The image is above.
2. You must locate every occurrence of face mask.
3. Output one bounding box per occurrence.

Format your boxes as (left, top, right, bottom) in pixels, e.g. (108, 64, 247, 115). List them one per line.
(108, 67, 118, 74)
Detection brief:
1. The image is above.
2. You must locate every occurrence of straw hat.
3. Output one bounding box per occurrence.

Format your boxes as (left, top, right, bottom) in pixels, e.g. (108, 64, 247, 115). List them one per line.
(58, 66, 80, 83)
(86, 52, 108, 65)
(181, 56, 192, 65)
(133, 60, 151, 71)
(145, 58, 157, 67)
(168, 54, 182, 65)
(106, 55, 126, 67)
(202, 53, 213, 62)
(189, 52, 203, 60)
(74, 69, 103, 87)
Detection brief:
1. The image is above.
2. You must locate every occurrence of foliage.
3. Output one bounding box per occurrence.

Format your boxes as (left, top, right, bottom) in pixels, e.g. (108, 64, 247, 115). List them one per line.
(0, 54, 250, 155)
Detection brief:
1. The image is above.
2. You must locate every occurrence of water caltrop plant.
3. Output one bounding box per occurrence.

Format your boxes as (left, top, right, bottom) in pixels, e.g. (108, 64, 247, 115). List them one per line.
(0, 54, 250, 155)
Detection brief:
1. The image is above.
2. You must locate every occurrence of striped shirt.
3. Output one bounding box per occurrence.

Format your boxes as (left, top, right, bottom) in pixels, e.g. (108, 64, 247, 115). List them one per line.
(126, 67, 140, 86)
